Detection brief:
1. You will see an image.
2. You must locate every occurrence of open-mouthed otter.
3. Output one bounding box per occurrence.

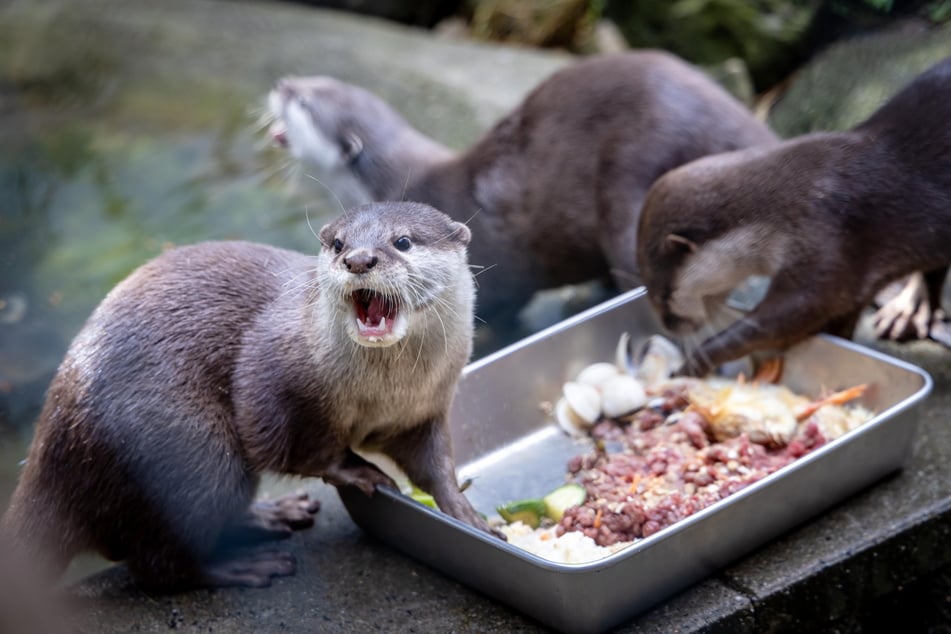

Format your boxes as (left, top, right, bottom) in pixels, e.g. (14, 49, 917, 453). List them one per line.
(266, 51, 777, 328)
(637, 58, 951, 376)
(1, 202, 495, 591)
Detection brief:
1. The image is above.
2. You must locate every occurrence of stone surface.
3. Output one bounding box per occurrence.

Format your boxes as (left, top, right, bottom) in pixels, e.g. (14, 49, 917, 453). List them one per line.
(767, 20, 951, 135)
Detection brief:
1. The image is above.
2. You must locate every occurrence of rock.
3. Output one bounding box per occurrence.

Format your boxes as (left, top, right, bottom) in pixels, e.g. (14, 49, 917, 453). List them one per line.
(587, 18, 630, 54)
(767, 21, 951, 135)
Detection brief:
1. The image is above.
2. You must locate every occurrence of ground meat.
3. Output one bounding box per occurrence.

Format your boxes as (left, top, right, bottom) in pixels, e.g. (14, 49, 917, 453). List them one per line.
(557, 397, 833, 547)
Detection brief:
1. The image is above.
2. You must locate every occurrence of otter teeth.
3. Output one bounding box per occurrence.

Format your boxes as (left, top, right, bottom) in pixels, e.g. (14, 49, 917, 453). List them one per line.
(352, 289, 399, 339)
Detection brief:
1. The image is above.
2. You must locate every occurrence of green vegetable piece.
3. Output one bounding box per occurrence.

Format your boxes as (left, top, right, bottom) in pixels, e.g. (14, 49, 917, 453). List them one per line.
(410, 487, 437, 510)
(496, 499, 547, 528)
(543, 483, 587, 522)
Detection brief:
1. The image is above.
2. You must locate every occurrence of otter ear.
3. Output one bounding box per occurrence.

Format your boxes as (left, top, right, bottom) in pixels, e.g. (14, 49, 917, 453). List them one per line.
(448, 222, 471, 246)
(318, 223, 335, 248)
(666, 233, 698, 253)
(340, 132, 363, 163)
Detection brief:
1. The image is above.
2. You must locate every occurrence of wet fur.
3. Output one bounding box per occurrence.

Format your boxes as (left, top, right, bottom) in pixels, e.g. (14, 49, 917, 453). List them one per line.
(269, 51, 777, 326)
(637, 58, 951, 375)
(0, 202, 490, 589)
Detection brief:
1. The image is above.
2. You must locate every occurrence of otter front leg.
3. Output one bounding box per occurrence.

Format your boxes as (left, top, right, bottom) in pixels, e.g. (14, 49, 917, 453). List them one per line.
(681, 280, 843, 376)
(322, 449, 398, 496)
(381, 419, 503, 539)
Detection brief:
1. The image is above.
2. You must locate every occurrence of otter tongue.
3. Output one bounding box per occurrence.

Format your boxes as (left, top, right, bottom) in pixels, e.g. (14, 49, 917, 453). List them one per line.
(353, 290, 397, 338)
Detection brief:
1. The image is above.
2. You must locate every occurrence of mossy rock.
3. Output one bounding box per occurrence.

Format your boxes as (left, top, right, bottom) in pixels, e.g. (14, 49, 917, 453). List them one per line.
(767, 21, 951, 136)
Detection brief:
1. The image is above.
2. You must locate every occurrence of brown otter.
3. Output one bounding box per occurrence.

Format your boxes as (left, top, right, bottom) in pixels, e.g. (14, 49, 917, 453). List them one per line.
(266, 51, 778, 328)
(0, 202, 494, 590)
(636, 57, 951, 376)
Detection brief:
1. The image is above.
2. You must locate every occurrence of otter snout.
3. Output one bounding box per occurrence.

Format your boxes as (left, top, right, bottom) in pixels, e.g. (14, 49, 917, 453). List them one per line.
(344, 251, 378, 274)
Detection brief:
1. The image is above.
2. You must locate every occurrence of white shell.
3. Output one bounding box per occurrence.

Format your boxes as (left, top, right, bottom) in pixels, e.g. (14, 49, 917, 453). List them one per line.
(600, 374, 648, 418)
(554, 397, 590, 437)
(615, 332, 634, 374)
(575, 362, 621, 387)
(634, 335, 685, 385)
(562, 381, 601, 424)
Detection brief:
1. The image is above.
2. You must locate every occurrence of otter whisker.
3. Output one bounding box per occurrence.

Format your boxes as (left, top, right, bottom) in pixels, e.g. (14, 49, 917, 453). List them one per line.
(305, 173, 348, 217)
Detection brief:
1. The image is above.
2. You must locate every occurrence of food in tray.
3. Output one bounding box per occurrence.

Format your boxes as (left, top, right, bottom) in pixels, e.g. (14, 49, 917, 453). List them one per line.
(494, 335, 874, 563)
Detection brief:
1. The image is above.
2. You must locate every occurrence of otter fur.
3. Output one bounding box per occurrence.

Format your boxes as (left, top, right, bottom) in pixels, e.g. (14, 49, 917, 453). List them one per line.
(1, 202, 494, 590)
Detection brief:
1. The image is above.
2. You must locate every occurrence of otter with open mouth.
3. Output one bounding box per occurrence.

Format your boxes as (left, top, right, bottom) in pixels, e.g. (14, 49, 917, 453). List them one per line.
(1, 201, 495, 591)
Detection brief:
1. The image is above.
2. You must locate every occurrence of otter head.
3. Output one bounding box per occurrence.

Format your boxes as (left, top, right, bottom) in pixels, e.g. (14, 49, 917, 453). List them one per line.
(637, 152, 786, 335)
(317, 202, 473, 349)
(268, 76, 394, 170)
(267, 76, 453, 201)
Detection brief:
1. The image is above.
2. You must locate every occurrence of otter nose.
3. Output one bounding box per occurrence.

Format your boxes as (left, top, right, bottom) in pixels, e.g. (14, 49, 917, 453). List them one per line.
(277, 79, 296, 98)
(344, 252, 378, 274)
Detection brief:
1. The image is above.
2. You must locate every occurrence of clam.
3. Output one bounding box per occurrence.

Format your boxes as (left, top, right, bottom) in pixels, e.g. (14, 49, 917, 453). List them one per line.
(562, 381, 601, 423)
(599, 374, 648, 418)
(617, 332, 685, 385)
(555, 381, 603, 436)
(575, 362, 622, 387)
(555, 397, 592, 437)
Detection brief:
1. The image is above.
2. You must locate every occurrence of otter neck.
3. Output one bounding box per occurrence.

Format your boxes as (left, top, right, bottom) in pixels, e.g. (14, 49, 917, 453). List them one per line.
(354, 128, 456, 201)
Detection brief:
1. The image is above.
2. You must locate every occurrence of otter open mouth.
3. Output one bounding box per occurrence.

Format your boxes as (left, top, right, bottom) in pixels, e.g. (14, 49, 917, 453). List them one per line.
(352, 289, 399, 340)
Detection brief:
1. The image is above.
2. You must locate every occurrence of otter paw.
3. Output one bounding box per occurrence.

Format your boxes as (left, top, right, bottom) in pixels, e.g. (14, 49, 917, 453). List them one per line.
(872, 274, 931, 341)
(253, 491, 322, 531)
(324, 464, 397, 496)
(202, 550, 296, 588)
(223, 492, 321, 545)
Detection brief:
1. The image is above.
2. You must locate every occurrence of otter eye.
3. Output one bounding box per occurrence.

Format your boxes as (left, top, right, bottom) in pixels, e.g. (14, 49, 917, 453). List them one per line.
(333, 238, 343, 253)
(393, 236, 412, 252)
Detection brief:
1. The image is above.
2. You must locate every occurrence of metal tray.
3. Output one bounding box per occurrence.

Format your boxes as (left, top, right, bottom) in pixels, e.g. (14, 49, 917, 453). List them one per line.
(340, 288, 932, 633)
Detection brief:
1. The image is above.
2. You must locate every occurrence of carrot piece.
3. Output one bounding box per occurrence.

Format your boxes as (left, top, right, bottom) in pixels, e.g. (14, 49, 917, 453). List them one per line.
(795, 384, 867, 421)
(593, 508, 603, 529)
(628, 474, 642, 494)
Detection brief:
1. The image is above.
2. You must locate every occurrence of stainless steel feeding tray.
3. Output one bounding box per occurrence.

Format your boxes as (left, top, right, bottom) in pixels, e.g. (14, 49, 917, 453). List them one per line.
(340, 288, 933, 633)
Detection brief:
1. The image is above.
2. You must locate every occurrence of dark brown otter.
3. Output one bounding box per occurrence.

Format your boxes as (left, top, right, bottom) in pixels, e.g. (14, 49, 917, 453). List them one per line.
(0, 202, 493, 590)
(267, 51, 778, 328)
(637, 57, 951, 376)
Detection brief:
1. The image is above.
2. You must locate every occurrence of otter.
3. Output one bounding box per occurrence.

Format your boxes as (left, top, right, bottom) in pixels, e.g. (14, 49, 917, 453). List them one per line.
(1, 202, 494, 590)
(266, 51, 778, 328)
(636, 57, 951, 376)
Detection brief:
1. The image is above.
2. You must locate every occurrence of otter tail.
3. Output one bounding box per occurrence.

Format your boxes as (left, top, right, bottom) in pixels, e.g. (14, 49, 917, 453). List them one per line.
(1, 470, 85, 586)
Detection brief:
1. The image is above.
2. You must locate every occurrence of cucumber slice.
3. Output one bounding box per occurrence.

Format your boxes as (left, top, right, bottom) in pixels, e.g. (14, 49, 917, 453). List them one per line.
(409, 486, 437, 510)
(496, 499, 547, 528)
(543, 483, 587, 521)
